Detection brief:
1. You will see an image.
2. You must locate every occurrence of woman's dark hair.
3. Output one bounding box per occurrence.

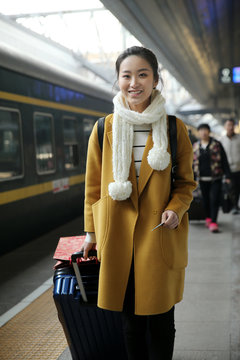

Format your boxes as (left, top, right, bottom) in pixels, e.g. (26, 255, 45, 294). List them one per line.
(115, 46, 160, 82)
(197, 123, 211, 132)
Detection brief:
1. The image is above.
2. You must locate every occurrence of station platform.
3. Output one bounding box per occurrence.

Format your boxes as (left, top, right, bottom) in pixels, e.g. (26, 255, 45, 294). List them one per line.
(0, 211, 239, 360)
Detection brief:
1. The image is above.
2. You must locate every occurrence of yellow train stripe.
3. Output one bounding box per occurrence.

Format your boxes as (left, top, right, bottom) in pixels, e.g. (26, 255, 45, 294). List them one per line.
(0, 182, 52, 205)
(0, 91, 107, 117)
(0, 174, 85, 205)
(69, 174, 85, 186)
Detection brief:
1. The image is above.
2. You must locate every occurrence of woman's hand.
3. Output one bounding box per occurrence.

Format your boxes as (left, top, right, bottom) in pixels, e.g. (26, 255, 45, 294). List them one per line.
(161, 210, 179, 229)
(81, 241, 96, 260)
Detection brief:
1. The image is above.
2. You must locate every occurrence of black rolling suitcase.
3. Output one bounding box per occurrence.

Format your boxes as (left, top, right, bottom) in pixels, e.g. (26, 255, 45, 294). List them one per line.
(188, 186, 205, 221)
(53, 240, 127, 360)
(221, 182, 234, 213)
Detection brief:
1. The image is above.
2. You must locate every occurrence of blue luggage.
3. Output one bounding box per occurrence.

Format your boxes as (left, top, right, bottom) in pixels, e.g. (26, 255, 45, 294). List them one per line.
(53, 250, 127, 360)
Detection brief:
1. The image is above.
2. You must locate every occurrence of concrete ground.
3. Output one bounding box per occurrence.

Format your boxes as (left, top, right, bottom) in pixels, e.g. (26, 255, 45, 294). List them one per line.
(173, 211, 240, 360)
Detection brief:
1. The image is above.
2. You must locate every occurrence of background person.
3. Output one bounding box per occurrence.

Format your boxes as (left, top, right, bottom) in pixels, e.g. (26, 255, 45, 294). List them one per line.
(82, 46, 196, 360)
(193, 124, 231, 232)
(221, 118, 240, 214)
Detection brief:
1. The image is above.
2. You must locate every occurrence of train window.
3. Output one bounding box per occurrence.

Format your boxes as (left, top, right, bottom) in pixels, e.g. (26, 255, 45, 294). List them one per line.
(34, 112, 56, 174)
(0, 108, 23, 180)
(63, 117, 79, 170)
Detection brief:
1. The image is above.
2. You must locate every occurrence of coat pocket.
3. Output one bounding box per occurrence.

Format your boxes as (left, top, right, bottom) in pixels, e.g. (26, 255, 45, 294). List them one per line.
(161, 212, 189, 270)
(92, 195, 109, 260)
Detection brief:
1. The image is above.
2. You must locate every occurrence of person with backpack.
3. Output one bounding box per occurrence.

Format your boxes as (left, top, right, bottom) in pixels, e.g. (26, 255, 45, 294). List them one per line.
(81, 46, 196, 360)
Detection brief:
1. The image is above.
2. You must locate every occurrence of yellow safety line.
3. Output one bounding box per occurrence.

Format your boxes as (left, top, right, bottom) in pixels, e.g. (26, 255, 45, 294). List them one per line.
(0, 91, 107, 117)
(0, 174, 85, 205)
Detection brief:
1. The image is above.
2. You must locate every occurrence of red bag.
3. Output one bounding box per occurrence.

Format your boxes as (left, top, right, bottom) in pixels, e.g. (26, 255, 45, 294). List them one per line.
(53, 235, 86, 262)
(53, 235, 97, 269)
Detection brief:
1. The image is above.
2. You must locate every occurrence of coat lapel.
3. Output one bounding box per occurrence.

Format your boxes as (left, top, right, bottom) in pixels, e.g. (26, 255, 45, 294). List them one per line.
(107, 131, 138, 210)
(137, 132, 154, 197)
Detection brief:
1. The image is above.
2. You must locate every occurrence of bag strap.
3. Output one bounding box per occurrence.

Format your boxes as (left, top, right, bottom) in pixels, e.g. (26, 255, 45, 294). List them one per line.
(168, 115, 177, 187)
(168, 115, 177, 171)
(97, 117, 105, 152)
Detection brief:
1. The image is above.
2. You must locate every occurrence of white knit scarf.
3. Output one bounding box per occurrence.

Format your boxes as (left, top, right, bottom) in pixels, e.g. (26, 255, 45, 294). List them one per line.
(109, 89, 170, 201)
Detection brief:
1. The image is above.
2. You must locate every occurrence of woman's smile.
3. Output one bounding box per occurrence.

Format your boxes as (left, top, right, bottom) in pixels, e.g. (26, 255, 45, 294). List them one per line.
(128, 89, 143, 97)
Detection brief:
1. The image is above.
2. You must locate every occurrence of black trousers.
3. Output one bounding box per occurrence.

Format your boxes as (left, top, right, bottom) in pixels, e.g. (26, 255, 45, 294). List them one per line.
(231, 171, 240, 209)
(199, 179, 222, 223)
(121, 261, 176, 360)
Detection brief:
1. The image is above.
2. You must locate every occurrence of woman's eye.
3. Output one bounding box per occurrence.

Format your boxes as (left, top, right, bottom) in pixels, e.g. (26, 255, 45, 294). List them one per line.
(123, 75, 130, 79)
(139, 73, 147, 78)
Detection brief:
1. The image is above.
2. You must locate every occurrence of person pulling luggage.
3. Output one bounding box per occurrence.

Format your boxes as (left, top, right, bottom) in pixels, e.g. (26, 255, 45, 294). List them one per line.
(192, 123, 231, 232)
(81, 46, 196, 360)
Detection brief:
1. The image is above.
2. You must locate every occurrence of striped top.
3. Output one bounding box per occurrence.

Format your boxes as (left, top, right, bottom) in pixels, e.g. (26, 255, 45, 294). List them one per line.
(133, 124, 151, 181)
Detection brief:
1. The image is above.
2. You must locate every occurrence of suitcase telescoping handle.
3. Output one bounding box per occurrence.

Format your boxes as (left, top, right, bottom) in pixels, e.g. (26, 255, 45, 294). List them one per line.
(71, 250, 97, 303)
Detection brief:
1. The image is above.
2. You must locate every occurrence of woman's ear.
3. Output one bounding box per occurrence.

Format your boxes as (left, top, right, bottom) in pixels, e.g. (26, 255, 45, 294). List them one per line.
(153, 77, 159, 89)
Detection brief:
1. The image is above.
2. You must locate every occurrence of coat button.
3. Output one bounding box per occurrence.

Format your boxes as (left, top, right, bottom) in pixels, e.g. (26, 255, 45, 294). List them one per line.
(153, 210, 158, 215)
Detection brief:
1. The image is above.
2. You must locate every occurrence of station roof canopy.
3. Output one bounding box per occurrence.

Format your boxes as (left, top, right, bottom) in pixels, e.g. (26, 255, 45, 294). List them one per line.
(101, 0, 240, 124)
(1, 0, 239, 132)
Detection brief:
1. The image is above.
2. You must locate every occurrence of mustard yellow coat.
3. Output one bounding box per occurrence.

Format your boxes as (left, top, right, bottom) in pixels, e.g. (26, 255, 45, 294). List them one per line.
(84, 114, 196, 315)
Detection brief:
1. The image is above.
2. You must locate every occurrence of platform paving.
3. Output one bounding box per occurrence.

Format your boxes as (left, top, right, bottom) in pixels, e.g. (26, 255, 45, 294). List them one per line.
(0, 211, 239, 359)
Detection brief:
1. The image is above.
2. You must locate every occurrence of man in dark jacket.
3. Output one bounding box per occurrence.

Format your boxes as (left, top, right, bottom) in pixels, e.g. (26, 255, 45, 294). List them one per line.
(193, 123, 231, 232)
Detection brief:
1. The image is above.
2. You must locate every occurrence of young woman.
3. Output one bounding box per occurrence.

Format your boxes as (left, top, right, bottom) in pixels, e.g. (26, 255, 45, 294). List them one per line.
(193, 123, 231, 232)
(82, 46, 196, 360)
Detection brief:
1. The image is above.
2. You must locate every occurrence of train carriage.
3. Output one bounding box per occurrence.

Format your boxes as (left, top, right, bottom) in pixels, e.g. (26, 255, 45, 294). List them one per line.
(0, 16, 113, 254)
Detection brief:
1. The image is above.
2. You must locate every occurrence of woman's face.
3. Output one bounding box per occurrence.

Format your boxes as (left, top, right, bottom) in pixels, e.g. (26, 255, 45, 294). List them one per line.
(118, 55, 158, 113)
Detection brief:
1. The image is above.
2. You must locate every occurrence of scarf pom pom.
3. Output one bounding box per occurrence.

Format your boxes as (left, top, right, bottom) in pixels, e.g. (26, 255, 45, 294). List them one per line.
(147, 147, 170, 171)
(108, 181, 132, 201)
